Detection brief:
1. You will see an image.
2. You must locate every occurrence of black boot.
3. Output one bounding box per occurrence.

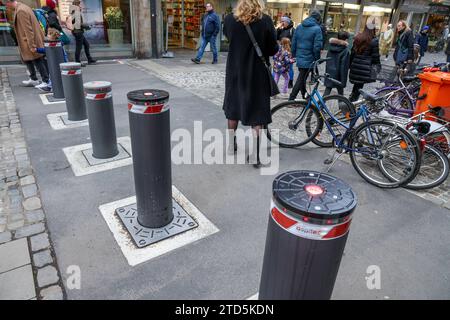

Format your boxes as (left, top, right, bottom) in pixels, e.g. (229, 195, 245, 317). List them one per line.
(247, 135, 262, 168)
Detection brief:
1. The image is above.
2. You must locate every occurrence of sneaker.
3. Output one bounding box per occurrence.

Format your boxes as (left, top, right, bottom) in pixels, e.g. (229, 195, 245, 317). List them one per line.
(191, 58, 200, 64)
(38, 86, 51, 93)
(22, 79, 40, 87)
(35, 82, 49, 89)
(87, 59, 97, 65)
(212, 60, 218, 64)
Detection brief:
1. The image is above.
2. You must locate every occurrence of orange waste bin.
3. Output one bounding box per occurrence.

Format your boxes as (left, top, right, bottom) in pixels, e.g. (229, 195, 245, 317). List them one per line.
(415, 71, 450, 121)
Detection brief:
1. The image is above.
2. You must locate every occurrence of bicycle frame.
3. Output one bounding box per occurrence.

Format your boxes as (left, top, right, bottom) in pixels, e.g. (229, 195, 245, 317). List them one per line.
(293, 81, 377, 152)
(375, 77, 417, 117)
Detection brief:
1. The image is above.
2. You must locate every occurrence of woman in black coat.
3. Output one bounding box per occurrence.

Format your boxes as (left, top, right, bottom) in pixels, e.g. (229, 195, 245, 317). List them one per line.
(348, 26, 381, 101)
(324, 31, 350, 96)
(223, 0, 278, 168)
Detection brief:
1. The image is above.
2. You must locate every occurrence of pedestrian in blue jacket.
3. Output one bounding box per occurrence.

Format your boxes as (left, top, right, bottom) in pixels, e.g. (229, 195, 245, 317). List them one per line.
(415, 26, 429, 64)
(289, 9, 323, 100)
(192, 3, 220, 64)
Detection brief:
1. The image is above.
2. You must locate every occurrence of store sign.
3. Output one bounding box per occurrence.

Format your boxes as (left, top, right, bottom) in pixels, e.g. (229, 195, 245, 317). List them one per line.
(429, 4, 450, 15)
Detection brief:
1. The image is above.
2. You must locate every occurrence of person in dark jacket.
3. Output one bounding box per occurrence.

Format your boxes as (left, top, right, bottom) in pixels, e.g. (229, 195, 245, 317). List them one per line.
(393, 20, 414, 67)
(324, 31, 350, 96)
(415, 25, 429, 64)
(69, 0, 96, 64)
(42, 0, 62, 33)
(276, 16, 295, 87)
(289, 9, 323, 100)
(348, 25, 381, 101)
(276, 16, 294, 41)
(223, 0, 278, 168)
(192, 3, 220, 64)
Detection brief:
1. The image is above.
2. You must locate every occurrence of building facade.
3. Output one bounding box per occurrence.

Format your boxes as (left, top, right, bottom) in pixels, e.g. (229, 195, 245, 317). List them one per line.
(0, 0, 449, 60)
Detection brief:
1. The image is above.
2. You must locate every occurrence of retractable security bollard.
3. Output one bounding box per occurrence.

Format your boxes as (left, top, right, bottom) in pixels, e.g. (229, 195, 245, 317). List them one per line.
(83, 81, 119, 159)
(127, 89, 172, 228)
(44, 40, 65, 99)
(60, 62, 87, 121)
(259, 170, 357, 300)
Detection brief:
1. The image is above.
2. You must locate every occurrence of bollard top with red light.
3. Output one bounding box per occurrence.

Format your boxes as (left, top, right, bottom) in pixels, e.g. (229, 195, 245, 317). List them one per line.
(271, 170, 357, 240)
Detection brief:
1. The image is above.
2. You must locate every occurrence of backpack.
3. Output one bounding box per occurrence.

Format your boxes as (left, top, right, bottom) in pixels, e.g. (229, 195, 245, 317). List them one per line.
(33, 9, 48, 34)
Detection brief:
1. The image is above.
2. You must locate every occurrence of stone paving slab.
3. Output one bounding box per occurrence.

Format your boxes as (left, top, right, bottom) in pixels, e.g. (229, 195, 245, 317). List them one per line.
(0, 264, 35, 300)
(0, 238, 30, 273)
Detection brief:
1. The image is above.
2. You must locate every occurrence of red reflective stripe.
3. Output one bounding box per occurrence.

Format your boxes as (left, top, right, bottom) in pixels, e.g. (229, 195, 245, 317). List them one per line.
(95, 93, 107, 99)
(322, 220, 352, 239)
(143, 104, 164, 113)
(271, 206, 297, 229)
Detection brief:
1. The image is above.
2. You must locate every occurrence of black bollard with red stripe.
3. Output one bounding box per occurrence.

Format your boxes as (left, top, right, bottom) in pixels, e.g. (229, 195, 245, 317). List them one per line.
(83, 81, 119, 159)
(127, 89, 172, 228)
(259, 170, 357, 300)
(44, 40, 65, 99)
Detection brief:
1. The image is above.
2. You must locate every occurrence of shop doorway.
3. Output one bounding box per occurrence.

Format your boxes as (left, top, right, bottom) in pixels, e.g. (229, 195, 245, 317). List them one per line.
(163, 0, 205, 50)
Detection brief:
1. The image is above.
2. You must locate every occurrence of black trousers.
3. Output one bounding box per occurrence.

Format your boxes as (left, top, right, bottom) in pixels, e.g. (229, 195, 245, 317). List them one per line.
(73, 31, 92, 63)
(324, 86, 344, 96)
(25, 58, 49, 83)
(350, 83, 364, 102)
(289, 68, 311, 100)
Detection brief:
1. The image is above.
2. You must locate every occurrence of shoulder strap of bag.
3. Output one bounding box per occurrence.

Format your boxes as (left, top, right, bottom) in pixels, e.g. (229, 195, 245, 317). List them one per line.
(245, 24, 270, 70)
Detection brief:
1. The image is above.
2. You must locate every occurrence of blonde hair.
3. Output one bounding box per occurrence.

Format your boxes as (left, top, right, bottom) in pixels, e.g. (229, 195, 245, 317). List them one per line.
(234, 0, 265, 25)
(398, 20, 411, 32)
(280, 37, 291, 53)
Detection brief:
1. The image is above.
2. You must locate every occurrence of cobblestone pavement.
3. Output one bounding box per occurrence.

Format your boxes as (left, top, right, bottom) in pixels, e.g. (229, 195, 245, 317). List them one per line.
(128, 50, 449, 210)
(0, 68, 65, 300)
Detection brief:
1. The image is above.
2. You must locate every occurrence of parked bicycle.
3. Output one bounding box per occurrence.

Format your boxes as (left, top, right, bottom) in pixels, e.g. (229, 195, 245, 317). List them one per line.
(372, 105, 449, 190)
(267, 58, 422, 188)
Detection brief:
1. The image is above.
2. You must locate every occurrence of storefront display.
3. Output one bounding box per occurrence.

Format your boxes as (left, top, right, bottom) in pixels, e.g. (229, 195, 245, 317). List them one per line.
(162, 0, 234, 50)
(0, 0, 131, 49)
(164, 0, 204, 49)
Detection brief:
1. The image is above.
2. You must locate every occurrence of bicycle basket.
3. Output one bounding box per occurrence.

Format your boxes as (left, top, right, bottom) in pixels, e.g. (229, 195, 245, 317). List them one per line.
(377, 64, 398, 84)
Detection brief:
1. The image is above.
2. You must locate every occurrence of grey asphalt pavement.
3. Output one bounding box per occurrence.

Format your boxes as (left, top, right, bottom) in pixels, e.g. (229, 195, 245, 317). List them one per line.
(5, 59, 450, 300)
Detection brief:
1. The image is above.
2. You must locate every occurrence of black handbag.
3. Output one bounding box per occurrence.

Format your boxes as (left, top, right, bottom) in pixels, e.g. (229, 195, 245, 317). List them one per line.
(245, 24, 280, 97)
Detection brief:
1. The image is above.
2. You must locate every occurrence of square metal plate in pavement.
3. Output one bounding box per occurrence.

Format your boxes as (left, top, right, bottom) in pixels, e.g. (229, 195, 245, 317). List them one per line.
(60, 114, 88, 126)
(82, 143, 130, 166)
(116, 199, 198, 248)
(39, 93, 65, 105)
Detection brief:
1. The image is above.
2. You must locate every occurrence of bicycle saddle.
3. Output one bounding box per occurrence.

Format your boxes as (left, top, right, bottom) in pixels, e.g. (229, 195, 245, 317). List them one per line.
(429, 105, 445, 117)
(359, 89, 383, 102)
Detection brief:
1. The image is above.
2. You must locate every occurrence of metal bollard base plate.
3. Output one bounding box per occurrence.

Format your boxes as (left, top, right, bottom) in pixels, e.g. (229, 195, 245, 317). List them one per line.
(116, 200, 198, 248)
(82, 143, 129, 166)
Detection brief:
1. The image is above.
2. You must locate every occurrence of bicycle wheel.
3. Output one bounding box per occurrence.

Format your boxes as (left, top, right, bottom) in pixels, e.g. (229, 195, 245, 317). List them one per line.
(349, 120, 421, 188)
(267, 100, 323, 148)
(308, 95, 356, 147)
(426, 132, 450, 158)
(375, 87, 414, 113)
(404, 145, 449, 190)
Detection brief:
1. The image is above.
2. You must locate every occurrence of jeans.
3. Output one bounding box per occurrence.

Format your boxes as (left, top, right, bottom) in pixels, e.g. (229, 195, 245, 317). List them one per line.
(288, 64, 294, 81)
(73, 31, 93, 63)
(195, 36, 217, 62)
(324, 87, 344, 96)
(289, 68, 311, 100)
(25, 58, 49, 83)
